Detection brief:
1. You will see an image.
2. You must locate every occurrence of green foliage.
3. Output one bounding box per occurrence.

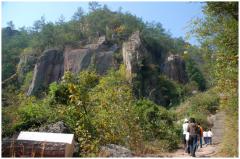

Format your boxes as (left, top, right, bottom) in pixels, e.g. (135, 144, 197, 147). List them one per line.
(134, 99, 180, 151)
(89, 68, 143, 151)
(185, 59, 206, 91)
(49, 82, 70, 105)
(175, 88, 219, 129)
(157, 75, 184, 107)
(2, 26, 30, 80)
(14, 96, 52, 131)
(192, 2, 238, 156)
(20, 71, 33, 92)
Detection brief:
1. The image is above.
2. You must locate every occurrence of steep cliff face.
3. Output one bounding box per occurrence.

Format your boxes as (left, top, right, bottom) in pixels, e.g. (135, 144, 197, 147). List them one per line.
(64, 36, 117, 75)
(27, 49, 64, 96)
(122, 31, 146, 81)
(122, 31, 160, 103)
(27, 32, 189, 106)
(122, 31, 189, 106)
(163, 54, 188, 84)
(28, 36, 118, 96)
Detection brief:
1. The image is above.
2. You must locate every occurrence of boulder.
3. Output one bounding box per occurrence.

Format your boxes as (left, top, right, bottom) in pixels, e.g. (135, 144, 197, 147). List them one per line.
(27, 49, 64, 96)
(29, 121, 70, 133)
(99, 144, 133, 157)
(163, 54, 188, 84)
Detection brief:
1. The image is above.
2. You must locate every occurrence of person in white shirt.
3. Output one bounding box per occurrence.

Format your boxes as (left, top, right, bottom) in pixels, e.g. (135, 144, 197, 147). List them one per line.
(203, 130, 208, 145)
(185, 132, 190, 154)
(182, 118, 189, 152)
(207, 129, 213, 145)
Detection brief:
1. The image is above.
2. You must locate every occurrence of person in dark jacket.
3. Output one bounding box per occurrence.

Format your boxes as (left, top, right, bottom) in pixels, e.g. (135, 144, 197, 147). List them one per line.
(187, 118, 198, 157)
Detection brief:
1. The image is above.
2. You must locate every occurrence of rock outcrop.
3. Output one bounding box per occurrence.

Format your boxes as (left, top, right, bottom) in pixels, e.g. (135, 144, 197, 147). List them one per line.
(28, 36, 118, 96)
(17, 54, 37, 83)
(122, 31, 146, 81)
(64, 36, 117, 75)
(163, 54, 188, 84)
(27, 49, 64, 96)
(99, 144, 133, 157)
(26, 32, 189, 107)
(29, 121, 70, 133)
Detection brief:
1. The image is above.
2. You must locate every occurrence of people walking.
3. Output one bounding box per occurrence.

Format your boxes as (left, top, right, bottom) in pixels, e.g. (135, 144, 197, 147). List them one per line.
(182, 118, 189, 153)
(185, 131, 190, 154)
(208, 129, 213, 145)
(203, 130, 208, 146)
(197, 123, 203, 148)
(187, 118, 198, 157)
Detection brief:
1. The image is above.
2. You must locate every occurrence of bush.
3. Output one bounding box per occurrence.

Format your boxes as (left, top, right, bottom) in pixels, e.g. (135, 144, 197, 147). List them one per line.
(49, 82, 70, 105)
(14, 97, 52, 131)
(89, 68, 143, 151)
(157, 75, 184, 107)
(174, 88, 219, 129)
(134, 99, 180, 151)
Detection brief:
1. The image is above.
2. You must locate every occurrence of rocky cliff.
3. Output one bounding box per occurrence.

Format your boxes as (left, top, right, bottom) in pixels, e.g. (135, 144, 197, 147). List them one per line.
(27, 49, 64, 96)
(122, 31, 188, 105)
(28, 36, 118, 96)
(27, 32, 188, 106)
(122, 31, 146, 81)
(163, 54, 188, 84)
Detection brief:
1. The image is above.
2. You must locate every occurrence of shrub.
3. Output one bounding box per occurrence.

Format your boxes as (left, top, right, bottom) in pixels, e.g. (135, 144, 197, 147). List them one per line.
(14, 97, 52, 131)
(174, 88, 219, 129)
(90, 68, 143, 151)
(134, 99, 180, 151)
(157, 75, 184, 107)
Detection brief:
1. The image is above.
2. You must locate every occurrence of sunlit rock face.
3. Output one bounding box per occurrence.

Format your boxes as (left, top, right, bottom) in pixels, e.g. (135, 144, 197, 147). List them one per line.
(64, 36, 117, 75)
(122, 31, 146, 81)
(27, 49, 64, 96)
(28, 36, 118, 96)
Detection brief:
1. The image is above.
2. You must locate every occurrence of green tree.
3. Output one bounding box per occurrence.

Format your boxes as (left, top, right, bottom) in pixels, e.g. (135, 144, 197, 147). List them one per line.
(192, 2, 238, 156)
(72, 7, 84, 21)
(88, 1, 101, 12)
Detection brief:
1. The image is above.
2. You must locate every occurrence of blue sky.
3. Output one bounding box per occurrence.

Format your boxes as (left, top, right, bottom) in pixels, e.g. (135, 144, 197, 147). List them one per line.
(2, 1, 205, 45)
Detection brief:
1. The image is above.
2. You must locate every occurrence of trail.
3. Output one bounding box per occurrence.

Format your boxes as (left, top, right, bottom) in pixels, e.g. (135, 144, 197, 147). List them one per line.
(143, 111, 226, 157)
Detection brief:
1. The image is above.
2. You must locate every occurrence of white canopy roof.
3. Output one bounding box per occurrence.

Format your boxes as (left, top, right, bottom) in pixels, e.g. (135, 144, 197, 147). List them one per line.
(17, 131, 74, 144)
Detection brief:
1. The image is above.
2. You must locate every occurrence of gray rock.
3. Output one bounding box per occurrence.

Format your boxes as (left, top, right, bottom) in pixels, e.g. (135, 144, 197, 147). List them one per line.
(64, 36, 117, 75)
(29, 121, 70, 133)
(27, 49, 64, 96)
(122, 31, 146, 81)
(163, 54, 188, 84)
(99, 144, 133, 157)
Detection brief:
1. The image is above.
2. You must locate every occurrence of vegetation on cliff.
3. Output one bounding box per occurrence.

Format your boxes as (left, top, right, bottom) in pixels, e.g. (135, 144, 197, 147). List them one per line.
(2, 2, 237, 157)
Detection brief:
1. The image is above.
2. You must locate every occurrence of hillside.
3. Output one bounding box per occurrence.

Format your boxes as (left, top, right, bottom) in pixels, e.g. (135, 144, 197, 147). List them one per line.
(2, 2, 238, 157)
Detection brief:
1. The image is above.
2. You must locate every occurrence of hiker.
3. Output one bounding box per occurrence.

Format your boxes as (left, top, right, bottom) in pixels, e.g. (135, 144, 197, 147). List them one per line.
(208, 129, 213, 145)
(197, 123, 203, 148)
(203, 130, 208, 146)
(182, 118, 189, 153)
(187, 117, 198, 157)
(185, 131, 190, 154)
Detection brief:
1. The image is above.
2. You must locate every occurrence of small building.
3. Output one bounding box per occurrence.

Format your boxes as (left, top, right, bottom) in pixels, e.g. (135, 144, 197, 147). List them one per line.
(2, 131, 74, 157)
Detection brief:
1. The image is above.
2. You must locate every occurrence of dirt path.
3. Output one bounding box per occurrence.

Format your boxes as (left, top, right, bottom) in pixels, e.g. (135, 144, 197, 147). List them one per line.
(167, 111, 225, 157)
(144, 111, 225, 157)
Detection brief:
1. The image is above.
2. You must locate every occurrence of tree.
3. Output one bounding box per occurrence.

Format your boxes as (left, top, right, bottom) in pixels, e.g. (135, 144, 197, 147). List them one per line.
(88, 1, 101, 12)
(192, 2, 238, 156)
(57, 14, 65, 25)
(72, 7, 84, 21)
(7, 21, 15, 30)
(33, 16, 46, 32)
